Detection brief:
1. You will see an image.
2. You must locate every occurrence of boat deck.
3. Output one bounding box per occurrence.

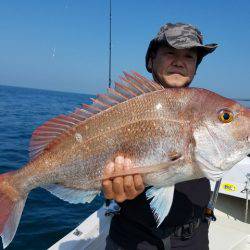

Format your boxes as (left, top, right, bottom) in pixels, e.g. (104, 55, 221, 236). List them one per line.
(49, 194, 250, 250)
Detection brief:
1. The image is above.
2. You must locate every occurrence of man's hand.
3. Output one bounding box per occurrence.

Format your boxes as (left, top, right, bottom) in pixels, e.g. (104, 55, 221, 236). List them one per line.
(102, 156, 145, 203)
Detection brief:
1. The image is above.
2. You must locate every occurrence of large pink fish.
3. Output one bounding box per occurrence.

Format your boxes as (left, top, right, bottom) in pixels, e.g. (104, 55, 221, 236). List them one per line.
(1, 72, 250, 248)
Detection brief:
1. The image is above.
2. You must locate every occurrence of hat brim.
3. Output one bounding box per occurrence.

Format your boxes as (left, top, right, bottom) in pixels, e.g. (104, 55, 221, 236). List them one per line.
(167, 39, 218, 56)
(194, 43, 218, 57)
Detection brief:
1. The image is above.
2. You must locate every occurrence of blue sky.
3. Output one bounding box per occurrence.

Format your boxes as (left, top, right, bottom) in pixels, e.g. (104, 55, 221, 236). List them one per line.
(0, 0, 250, 98)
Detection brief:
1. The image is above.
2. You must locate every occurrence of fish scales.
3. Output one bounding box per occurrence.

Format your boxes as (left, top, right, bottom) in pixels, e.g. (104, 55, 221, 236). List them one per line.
(16, 89, 189, 188)
(48, 91, 191, 186)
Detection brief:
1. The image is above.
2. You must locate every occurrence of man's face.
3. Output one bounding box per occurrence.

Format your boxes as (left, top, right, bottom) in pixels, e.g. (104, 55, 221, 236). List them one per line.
(149, 46, 198, 88)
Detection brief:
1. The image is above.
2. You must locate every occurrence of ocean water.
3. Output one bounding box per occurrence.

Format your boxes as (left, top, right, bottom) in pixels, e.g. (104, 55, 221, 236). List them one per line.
(0, 85, 103, 250)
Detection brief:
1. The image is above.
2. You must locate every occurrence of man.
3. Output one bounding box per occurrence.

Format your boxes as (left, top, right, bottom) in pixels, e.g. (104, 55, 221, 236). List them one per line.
(102, 22, 218, 250)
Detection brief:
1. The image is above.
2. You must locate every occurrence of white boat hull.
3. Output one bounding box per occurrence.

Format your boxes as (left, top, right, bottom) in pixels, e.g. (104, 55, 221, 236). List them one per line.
(49, 207, 111, 250)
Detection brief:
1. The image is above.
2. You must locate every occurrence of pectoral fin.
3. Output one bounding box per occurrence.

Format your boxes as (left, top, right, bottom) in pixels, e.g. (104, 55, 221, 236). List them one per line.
(103, 157, 184, 180)
(146, 186, 175, 227)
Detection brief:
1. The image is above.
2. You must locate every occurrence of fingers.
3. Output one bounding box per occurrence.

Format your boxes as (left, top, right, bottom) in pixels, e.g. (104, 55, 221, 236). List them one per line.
(134, 174, 145, 193)
(102, 161, 114, 199)
(123, 158, 138, 199)
(112, 156, 126, 202)
(102, 155, 145, 203)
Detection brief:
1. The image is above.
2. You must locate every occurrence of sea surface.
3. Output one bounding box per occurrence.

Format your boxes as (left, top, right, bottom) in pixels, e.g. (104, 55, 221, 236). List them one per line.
(1, 85, 250, 250)
(0, 85, 103, 250)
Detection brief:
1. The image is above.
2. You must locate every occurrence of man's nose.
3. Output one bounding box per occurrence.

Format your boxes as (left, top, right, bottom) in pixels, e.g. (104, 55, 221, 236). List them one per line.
(172, 56, 184, 67)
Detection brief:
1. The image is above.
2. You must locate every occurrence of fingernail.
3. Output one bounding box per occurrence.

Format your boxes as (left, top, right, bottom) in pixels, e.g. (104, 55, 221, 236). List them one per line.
(106, 162, 114, 173)
(115, 155, 124, 164)
(124, 158, 131, 170)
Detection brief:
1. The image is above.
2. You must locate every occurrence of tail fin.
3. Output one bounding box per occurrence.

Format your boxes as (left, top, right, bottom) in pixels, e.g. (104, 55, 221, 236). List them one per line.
(0, 172, 27, 249)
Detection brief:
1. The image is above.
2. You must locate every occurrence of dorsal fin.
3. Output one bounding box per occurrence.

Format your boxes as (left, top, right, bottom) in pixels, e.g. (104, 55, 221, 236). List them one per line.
(29, 72, 163, 160)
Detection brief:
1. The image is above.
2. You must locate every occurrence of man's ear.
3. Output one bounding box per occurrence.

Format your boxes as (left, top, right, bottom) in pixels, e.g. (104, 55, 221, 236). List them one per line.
(148, 57, 153, 71)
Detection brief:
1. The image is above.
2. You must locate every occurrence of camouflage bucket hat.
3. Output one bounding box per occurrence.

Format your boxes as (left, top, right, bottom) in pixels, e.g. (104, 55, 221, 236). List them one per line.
(146, 22, 218, 72)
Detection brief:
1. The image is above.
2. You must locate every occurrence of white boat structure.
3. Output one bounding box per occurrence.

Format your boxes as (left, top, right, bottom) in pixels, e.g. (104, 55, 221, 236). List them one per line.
(49, 158, 250, 250)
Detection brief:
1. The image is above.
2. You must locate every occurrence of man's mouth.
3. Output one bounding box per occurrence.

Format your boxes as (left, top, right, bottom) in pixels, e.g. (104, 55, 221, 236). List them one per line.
(167, 71, 185, 76)
(166, 69, 186, 76)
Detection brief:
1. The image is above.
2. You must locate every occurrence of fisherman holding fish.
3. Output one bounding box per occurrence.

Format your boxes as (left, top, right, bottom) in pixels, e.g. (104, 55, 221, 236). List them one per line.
(103, 23, 218, 250)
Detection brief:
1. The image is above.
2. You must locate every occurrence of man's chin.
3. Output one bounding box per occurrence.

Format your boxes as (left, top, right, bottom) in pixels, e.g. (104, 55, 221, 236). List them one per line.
(163, 75, 190, 88)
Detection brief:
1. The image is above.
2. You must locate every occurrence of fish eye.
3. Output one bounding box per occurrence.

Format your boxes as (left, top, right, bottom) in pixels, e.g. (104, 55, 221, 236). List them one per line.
(218, 109, 234, 123)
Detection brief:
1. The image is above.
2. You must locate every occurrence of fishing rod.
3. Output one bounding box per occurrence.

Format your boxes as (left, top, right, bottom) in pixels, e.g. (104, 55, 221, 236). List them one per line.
(108, 0, 112, 88)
